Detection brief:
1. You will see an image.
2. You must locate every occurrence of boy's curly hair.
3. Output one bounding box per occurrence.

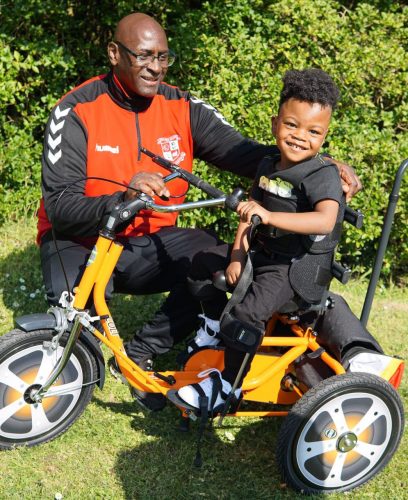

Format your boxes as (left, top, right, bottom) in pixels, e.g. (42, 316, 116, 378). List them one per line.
(279, 68, 340, 109)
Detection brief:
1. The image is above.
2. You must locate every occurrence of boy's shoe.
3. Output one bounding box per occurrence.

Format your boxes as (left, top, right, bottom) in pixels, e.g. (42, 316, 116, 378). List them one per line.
(347, 351, 404, 389)
(177, 368, 241, 412)
(130, 386, 167, 412)
(187, 314, 221, 353)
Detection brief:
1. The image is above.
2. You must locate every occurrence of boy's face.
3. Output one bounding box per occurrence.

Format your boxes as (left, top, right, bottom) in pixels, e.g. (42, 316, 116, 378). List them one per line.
(272, 98, 332, 168)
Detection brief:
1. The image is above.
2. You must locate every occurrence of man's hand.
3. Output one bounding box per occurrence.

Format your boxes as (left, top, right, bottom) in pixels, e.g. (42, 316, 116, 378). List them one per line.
(125, 172, 170, 201)
(331, 159, 362, 202)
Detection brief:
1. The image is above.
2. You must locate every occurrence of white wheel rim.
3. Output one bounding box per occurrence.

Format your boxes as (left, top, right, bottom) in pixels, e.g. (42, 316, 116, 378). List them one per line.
(0, 343, 83, 441)
(296, 392, 392, 489)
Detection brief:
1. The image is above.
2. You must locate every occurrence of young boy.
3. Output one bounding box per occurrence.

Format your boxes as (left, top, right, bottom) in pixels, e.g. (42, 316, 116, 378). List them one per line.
(176, 68, 343, 411)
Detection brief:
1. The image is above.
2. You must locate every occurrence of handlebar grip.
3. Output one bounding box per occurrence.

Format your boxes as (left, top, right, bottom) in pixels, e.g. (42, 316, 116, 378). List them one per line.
(251, 214, 262, 227)
(332, 261, 352, 284)
(344, 206, 364, 229)
(187, 173, 225, 199)
(225, 188, 245, 211)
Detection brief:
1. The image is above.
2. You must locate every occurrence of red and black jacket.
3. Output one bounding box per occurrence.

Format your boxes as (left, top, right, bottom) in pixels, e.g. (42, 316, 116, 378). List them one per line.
(38, 71, 276, 242)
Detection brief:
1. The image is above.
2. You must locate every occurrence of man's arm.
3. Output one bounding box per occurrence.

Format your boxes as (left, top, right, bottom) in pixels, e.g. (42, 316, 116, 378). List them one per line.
(42, 105, 123, 237)
(188, 94, 362, 198)
(188, 95, 278, 178)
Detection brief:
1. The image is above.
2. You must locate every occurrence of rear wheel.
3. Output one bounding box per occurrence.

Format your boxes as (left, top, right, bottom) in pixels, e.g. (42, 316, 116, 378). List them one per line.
(277, 373, 404, 493)
(0, 329, 97, 449)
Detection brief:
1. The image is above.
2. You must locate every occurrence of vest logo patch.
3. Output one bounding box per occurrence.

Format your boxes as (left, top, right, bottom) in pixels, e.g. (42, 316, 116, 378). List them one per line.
(259, 176, 293, 198)
(95, 144, 120, 154)
(157, 135, 186, 164)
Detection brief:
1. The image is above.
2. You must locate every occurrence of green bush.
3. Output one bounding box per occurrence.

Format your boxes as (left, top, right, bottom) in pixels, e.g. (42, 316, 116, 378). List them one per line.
(0, 0, 407, 277)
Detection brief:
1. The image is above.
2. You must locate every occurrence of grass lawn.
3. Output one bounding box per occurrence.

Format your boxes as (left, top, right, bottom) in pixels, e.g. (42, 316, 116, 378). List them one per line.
(0, 218, 407, 499)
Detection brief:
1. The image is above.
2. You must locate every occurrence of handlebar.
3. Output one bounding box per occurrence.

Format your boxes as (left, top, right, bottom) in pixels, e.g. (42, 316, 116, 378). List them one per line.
(100, 149, 248, 237)
(141, 147, 245, 211)
(141, 147, 225, 200)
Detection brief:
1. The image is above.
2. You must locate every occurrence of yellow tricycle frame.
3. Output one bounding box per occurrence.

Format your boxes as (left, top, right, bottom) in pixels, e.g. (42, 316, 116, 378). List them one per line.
(73, 231, 345, 419)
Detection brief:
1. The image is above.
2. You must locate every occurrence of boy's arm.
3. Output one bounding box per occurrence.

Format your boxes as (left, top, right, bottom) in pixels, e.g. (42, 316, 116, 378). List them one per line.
(226, 219, 251, 285)
(237, 199, 339, 235)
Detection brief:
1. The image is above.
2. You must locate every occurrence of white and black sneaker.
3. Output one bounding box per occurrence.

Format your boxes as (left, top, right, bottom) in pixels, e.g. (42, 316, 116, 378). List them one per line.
(187, 314, 221, 353)
(177, 368, 241, 413)
(346, 350, 404, 388)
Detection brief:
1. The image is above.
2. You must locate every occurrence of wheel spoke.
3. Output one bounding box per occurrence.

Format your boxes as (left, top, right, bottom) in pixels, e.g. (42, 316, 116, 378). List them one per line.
(43, 380, 83, 398)
(327, 405, 349, 434)
(326, 451, 347, 484)
(34, 347, 60, 385)
(0, 397, 26, 427)
(298, 438, 336, 459)
(30, 403, 52, 433)
(0, 364, 29, 392)
(354, 440, 385, 460)
(351, 403, 381, 435)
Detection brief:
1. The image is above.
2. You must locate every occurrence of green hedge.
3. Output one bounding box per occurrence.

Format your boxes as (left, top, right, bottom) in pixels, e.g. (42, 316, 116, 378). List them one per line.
(1, 0, 407, 278)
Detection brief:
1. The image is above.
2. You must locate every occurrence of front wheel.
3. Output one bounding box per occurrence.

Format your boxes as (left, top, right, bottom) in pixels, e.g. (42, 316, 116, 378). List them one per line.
(277, 373, 404, 494)
(0, 329, 97, 449)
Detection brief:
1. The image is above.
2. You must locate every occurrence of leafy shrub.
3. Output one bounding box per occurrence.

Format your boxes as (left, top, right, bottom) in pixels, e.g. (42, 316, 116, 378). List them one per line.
(0, 0, 407, 278)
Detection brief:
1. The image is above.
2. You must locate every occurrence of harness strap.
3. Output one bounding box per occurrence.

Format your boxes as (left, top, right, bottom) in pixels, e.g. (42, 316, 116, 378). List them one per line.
(220, 248, 254, 321)
(193, 394, 208, 467)
(193, 371, 225, 467)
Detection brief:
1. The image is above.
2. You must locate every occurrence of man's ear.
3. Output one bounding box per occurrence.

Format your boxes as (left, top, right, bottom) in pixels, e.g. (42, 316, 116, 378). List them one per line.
(107, 42, 119, 66)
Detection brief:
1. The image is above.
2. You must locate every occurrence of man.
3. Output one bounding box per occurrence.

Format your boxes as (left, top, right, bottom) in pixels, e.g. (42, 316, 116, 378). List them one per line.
(38, 13, 380, 411)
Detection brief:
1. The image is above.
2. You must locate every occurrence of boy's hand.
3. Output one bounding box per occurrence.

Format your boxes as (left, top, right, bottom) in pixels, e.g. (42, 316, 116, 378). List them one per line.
(226, 261, 244, 286)
(237, 200, 270, 225)
(331, 160, 362, 202)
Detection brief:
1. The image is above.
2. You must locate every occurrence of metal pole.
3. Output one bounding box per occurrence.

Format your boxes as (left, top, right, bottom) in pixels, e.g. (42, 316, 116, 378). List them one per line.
(360, 159, 408, 326)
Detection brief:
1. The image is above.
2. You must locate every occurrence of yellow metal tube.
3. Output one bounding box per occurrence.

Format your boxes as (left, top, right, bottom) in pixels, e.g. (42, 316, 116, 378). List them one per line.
(242, 345, 306, 390)
(307, 337, 346, 375)
(93, 241, 123, 318)
(93, 329, 166, 393)
(93, 241, 125, 350)
(74, 237, 112, 309)
(261, 337, 309, 347)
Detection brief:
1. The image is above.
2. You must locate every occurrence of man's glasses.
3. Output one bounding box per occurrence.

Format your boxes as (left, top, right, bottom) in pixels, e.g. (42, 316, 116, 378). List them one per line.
(115, 41, 176, 67)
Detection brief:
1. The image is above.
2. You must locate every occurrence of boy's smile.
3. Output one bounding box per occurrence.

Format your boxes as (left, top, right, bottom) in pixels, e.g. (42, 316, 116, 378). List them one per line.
(272, 98, 332, 169)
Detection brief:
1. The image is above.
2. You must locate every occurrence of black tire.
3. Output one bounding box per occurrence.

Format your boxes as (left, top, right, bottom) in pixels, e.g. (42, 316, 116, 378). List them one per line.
(277, 373, 404, 494)
(0, 329, 97, 449)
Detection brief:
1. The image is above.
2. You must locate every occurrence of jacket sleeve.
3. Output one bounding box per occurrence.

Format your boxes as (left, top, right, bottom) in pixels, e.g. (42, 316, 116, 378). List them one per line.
(188, 95, 278, 179)
(41, 103, 123, 236)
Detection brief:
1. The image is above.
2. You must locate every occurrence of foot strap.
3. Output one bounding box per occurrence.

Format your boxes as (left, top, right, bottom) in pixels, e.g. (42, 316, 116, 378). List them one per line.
(194, 395, 209, 467)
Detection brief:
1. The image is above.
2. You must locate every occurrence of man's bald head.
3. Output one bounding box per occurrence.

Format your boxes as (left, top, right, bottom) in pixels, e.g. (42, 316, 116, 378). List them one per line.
(114, 13, 166, 43)
(108, 13, 169, 98)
